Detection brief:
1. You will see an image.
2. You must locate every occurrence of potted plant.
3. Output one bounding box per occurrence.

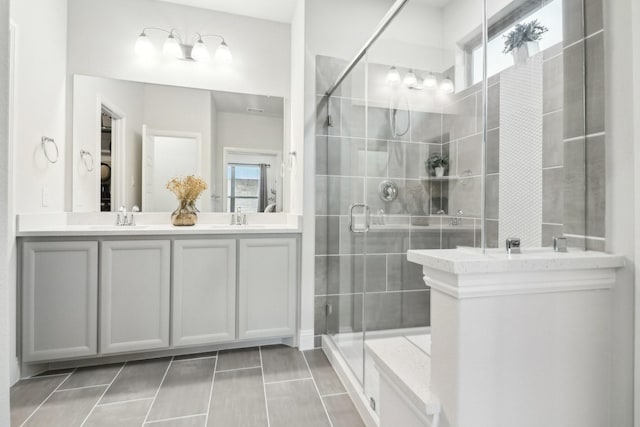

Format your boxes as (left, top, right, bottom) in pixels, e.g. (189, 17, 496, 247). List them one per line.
(426, 153, 449, 178)
(503, 20, 548, 64)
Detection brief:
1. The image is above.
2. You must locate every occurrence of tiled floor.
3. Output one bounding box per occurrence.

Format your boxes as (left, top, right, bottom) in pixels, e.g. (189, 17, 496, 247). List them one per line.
(10, 345, 366, 427)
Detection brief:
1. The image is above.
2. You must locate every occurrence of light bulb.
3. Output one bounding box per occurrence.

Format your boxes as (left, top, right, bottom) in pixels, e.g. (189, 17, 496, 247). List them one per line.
(440, 77, 455, 94)
(191, 39, 210, 62)
(135, 32, 154, 57)
(163, 33, 182, 59)
(423, 73, 438, 90)
(214, 41, 233, 64)
(403, 69, 418, 88)
(386, 66, 401, 85)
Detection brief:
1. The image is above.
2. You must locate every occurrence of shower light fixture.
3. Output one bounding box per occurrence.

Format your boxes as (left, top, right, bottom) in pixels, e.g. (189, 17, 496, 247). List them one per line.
(386, 67, 454, 93)
(135, 28, 232, 64)
(403, 69, 418, 88)
(423, 73, 438, 90)
(440, 77, 455, 94)
(386, 66, 402, 85)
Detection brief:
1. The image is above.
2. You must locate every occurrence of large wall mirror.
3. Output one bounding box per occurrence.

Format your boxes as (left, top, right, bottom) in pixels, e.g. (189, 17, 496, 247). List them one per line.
(72, 74, 285, 213)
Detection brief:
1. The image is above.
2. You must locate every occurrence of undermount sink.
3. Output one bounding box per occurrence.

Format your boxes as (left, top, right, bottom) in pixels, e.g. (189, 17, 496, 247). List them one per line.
(85, 225, 150, 230)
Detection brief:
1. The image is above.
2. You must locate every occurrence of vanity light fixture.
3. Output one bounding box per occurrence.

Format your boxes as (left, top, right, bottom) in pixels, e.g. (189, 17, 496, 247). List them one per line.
(135, 28, 232, 64)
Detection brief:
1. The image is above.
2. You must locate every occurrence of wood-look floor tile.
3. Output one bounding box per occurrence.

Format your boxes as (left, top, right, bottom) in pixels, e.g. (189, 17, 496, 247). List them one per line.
(147, 358, 215, 421)
(303, 349, 345, 396)
(100, 358, 171, 404)
(147, 414, 206, 426)
(84, 398, 152, 427)
(59, 363, 123, 390)
(265, 379, 330, 427)
(323, 394, 366, 427)
(261, 345, 311, 383)
(23, 385, 107, 427)
(10, 376, 68, 426)
(216, 347, 260, 371)
(207, 367, 267, 427)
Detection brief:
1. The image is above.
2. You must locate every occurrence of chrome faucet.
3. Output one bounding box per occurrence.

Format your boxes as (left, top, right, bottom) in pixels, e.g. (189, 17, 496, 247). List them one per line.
(116, 205, 139, 226)
(231, 207, 247, 226)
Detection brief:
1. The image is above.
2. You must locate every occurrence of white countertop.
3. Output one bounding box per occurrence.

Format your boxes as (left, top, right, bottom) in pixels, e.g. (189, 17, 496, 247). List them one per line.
(407, 247, 625, 274)
(16, 212, 302, 237)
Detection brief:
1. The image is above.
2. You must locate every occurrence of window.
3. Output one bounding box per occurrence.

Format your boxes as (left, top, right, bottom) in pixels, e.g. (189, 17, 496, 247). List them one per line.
(470, 0, 564, 85)
(227, 164, 261, 213)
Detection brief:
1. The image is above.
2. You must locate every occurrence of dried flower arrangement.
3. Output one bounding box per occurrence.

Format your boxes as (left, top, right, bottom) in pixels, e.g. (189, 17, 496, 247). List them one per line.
(166, 175, 208, 202)
(166, 175, 208, 226)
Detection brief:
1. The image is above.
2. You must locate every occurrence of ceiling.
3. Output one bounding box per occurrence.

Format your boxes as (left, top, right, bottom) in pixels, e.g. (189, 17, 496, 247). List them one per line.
(156, 0, 298, 23)
(211, 91, 284, 118)
(155, 0, 450, 24)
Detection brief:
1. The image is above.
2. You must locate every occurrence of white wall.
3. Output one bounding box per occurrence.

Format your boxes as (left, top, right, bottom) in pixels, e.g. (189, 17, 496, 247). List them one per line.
(67, 0, 290, 99)
(605, 0, 636, 425)
(142, 84, 212, 210)
(9, 0, 68, 385)
(0, 0, 12, 419)
(72, 76, 144, 211)
(633, 1, 640, 422)
(11, 0, 68, 213)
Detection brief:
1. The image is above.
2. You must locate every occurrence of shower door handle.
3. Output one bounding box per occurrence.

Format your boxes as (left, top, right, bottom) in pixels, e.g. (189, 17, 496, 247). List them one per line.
(348, 203, 370, 234)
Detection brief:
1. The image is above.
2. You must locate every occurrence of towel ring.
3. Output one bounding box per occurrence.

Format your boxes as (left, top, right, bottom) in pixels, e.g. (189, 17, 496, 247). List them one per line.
(41, 136, 59, 164)
(80, 149, 95, 172)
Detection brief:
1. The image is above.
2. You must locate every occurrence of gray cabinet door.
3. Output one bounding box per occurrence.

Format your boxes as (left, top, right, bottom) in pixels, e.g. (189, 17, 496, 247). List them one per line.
(172, 239, 236, 346)
(22, 241, 98, 362)
(101, 240, 170, 354)
(238, 238, 297, 340)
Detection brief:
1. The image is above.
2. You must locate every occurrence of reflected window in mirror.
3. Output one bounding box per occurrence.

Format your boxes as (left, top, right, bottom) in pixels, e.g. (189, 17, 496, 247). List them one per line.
(224, 149, 280, 213)
(227, 164, 261, 213)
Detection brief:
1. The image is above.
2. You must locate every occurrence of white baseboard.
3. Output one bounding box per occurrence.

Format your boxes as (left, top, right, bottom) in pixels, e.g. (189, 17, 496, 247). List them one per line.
(298, 328, 315, 351)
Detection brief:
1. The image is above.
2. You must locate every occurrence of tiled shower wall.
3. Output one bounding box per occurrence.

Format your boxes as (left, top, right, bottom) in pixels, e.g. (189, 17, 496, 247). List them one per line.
(561, 0, 606, 250)
(313, 57, 484, 345)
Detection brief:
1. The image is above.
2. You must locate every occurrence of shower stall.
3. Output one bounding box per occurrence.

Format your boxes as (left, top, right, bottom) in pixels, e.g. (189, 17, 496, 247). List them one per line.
(314, 0, 603, 420)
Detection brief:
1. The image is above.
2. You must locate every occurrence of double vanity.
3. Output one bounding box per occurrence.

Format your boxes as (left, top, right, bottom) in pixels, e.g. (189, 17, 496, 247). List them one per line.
(17, 212, 301, 368)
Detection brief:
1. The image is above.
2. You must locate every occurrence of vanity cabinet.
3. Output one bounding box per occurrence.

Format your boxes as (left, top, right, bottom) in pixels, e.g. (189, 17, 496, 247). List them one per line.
(238, 238, 297, 339)
(20, 234, 299, 363)
(100, 240, 171, 354)
(22, 241, 98, 362)
(172, 239, 236, 346)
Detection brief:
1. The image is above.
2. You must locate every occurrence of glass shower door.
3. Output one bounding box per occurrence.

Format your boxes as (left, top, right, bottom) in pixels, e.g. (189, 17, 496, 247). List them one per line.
(316, 56, 369, 385)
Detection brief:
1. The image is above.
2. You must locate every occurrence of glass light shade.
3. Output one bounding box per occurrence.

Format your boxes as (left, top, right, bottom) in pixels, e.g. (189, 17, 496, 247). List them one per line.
(214, 41, 233, 64)
(386, 66, 401, 85)
(423, 73, 438, 90)
(191, 39, 210, 62)
(135, 32, 154, 57)
(440, 78, 455, 94)
(163, 34, 182, 59)
(403, 69, 418, 88)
